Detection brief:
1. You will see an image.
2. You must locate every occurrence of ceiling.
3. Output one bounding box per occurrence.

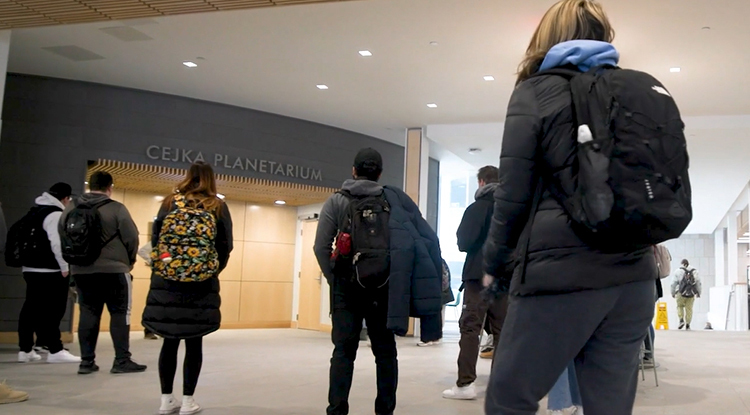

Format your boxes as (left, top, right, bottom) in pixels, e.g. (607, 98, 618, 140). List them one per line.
(7, 0, 750, 233)
(89, 159, 336, 206)
(0, 0, 357, 29)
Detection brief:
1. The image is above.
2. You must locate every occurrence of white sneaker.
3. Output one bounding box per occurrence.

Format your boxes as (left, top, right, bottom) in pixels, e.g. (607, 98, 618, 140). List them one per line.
(574, 406, 584, 415)
(180, 396, 202, 415)
(33, 346, 49, 354)
(47, 350, 82, 364)
(18, 350, 42, 363)
(442, 384, 477, 400)
(417, 339, 441, 347)
(159, 395, 180, 415)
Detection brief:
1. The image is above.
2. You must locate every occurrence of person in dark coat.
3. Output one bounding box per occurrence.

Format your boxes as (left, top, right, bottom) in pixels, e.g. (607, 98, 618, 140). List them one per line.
(142, 162, 233, 415)
(313, 148, 441, 415)
(482, 1, 657, 414)
(443, 166, 508, 400)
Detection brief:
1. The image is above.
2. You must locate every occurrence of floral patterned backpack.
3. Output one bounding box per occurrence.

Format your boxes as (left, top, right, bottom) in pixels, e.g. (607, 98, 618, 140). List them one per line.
(151, 194, 219, 282)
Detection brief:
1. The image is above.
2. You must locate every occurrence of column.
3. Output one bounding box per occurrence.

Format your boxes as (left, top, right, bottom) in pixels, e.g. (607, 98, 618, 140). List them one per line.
(404, 128, 431, 337)
(404, 127, 429, 214)
(714, 227, 725, 288)
(738, 191, 750, 331)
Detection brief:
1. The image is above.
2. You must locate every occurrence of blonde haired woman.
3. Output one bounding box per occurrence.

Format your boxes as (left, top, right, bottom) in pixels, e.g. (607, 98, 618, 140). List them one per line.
(483, 1, 656, 414)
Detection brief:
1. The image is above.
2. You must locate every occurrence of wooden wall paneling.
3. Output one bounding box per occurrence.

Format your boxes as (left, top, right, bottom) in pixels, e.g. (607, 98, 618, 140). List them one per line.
(241, 242, 295, 282)
(239, 281, 293, 323)
(122, 190, 162, 236)
(221, 240, 244, 282)
(244, 205, 297, 243)
(220, 281, 242, 323)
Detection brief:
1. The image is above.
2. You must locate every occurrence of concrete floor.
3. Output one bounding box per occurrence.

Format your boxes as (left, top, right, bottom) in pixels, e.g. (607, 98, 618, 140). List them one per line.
(1, 327, 749, 415)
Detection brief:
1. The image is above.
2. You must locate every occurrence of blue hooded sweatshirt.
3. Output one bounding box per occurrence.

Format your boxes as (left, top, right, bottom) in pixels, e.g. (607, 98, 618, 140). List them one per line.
(539, 40, 619, 73)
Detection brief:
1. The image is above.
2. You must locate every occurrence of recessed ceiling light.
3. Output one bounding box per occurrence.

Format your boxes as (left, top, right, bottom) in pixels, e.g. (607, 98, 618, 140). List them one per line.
(429, 41, 439, 46)
(468, 148, 482, 154)
(670, 67, 681, 73)
(316, 84, 329, 90)
(702, 26, 711, 30)
(483, 75, 495, 81)
(183, 61, 197, 68)
(358, 50, 372, 57)
(275, 200, 286, 205)
(155, 196, 165, 202)
(427, 103, 438, 108)
(217, 193, 225, 199)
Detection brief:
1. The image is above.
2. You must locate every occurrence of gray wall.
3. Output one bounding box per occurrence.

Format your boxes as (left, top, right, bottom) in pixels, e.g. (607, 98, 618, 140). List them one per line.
(0, 74, 405, 333)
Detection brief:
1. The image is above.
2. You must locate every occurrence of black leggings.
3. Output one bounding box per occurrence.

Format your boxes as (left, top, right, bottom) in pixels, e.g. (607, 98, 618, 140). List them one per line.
(159, 337, 203, 396)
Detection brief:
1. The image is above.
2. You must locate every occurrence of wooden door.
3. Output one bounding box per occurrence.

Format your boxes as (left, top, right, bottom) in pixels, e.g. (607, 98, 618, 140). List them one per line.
(298, 220, 323, 330)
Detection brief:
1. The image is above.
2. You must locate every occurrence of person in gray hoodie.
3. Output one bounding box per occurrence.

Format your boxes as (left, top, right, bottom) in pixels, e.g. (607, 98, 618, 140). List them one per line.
(17, 183, 82, 364)
(60, 171, 145, 375)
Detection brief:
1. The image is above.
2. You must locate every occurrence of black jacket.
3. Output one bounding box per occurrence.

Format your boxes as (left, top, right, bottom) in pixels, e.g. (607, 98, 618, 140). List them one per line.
(457, 183, 497, 281)
(314, 179, 443, 337)
(483, 73, 656, 296)
(143, 197, 233, 339)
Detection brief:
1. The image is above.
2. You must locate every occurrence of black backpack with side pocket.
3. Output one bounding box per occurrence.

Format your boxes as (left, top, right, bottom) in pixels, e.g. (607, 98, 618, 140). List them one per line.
(339, 190, 391, 289)
(4, 206, 61, 268)
(540, 65, 692, 248)
(60, 199, 116, 266)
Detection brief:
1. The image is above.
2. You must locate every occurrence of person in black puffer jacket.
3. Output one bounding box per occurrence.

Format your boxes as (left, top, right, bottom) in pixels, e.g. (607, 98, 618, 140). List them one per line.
(483, 1, 657, 414)
(142, 162, 233, 415)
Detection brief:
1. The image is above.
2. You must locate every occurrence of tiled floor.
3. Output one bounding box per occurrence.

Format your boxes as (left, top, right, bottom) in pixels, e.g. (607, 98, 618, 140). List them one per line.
(1, 327, 748, 414)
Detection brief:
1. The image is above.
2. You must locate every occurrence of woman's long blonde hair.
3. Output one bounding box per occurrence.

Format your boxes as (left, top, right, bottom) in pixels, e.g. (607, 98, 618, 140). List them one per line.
(517, 0, 614, 84)
(163, 161, 222, 215)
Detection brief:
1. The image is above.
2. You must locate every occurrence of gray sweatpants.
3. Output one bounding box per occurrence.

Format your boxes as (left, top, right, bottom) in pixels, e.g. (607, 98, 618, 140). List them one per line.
(485, 280, 654, 415)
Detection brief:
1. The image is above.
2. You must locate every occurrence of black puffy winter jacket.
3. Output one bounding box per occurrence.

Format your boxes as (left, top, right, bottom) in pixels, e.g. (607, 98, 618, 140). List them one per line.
(457, 183, 497, 282)
(483, 73, 657, 296)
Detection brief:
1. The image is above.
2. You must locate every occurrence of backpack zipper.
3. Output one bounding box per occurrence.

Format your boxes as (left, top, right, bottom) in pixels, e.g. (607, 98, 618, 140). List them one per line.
(645, 179, 655, 200)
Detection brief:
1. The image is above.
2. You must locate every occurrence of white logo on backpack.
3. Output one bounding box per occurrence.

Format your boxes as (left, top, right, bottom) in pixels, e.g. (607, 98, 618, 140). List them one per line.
(652, 86, 671, 97)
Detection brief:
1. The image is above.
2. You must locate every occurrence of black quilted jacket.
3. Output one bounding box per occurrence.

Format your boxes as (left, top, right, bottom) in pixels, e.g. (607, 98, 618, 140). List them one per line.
(483, 74, 657, 296)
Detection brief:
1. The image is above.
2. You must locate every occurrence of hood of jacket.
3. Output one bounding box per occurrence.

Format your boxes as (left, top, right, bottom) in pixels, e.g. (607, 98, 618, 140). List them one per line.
(77, 192, 110, 206)
(475, 183, 499, 201)
(341, 179, 383, 197)
(539, 40, 619, 73)
(35, 192, 65, 210)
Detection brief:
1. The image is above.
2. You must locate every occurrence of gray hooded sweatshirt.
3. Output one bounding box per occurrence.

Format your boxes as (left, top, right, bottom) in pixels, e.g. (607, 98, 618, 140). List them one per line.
(60, 192, 140, 275)
(313, 179, 383, 282)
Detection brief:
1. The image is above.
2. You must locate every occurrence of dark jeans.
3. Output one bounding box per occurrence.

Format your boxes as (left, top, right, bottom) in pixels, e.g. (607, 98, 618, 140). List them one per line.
(420, 313, 443, 343)
(328, 279, 397, 415)
(159, 337, 203, 396)
(457, 280, 508, 386)
(74, 273, 132, 363)
(485, 280, 655, 415)
(18, 272, 70, 354)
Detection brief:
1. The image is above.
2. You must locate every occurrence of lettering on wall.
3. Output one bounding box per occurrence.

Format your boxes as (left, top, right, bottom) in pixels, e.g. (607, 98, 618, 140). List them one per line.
(146, 145, 323, 182)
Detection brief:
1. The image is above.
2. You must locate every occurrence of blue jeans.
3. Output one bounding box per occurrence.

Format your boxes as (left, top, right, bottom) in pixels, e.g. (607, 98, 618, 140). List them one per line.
(547, 361, 582, 411)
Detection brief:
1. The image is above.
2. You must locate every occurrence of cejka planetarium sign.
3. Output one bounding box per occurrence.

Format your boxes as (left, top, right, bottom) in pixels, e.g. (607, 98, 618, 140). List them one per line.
(146, 145, 323, 182)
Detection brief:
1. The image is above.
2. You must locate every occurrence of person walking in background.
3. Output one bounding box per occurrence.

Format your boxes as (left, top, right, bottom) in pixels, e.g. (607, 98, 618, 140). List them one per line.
(0, 202, 31, 405)
(671, 259, 701, 330)
(482, 0, 690, 413)
(9, 183, 81, 364)
(443, 166, 508, 401)
(60, 172, 145, 375)
(143, 161, 233, 415)
(547, 362, 583, 415)
(314, 148, 443, 415)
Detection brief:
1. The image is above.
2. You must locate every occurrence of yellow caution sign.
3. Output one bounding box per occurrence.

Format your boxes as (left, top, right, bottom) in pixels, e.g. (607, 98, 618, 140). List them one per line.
(656, 302, 669, 330)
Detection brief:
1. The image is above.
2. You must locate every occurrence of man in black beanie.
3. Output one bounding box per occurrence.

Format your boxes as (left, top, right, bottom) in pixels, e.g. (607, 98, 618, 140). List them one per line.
(16, 182, 81, 364)
(314, 148, 443, 415)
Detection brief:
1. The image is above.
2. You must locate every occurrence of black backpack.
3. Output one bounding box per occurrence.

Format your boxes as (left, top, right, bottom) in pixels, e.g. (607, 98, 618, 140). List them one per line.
(340, 191, 391, 289)
(4, 206, 60, 268)
(60, 199, 116, 266)
(544, 66, 692, 247)
(678, 267, 698, 298)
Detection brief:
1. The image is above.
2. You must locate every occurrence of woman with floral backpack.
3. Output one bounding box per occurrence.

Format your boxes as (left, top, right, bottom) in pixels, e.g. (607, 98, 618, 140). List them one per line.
(143, 162, 233, 415)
